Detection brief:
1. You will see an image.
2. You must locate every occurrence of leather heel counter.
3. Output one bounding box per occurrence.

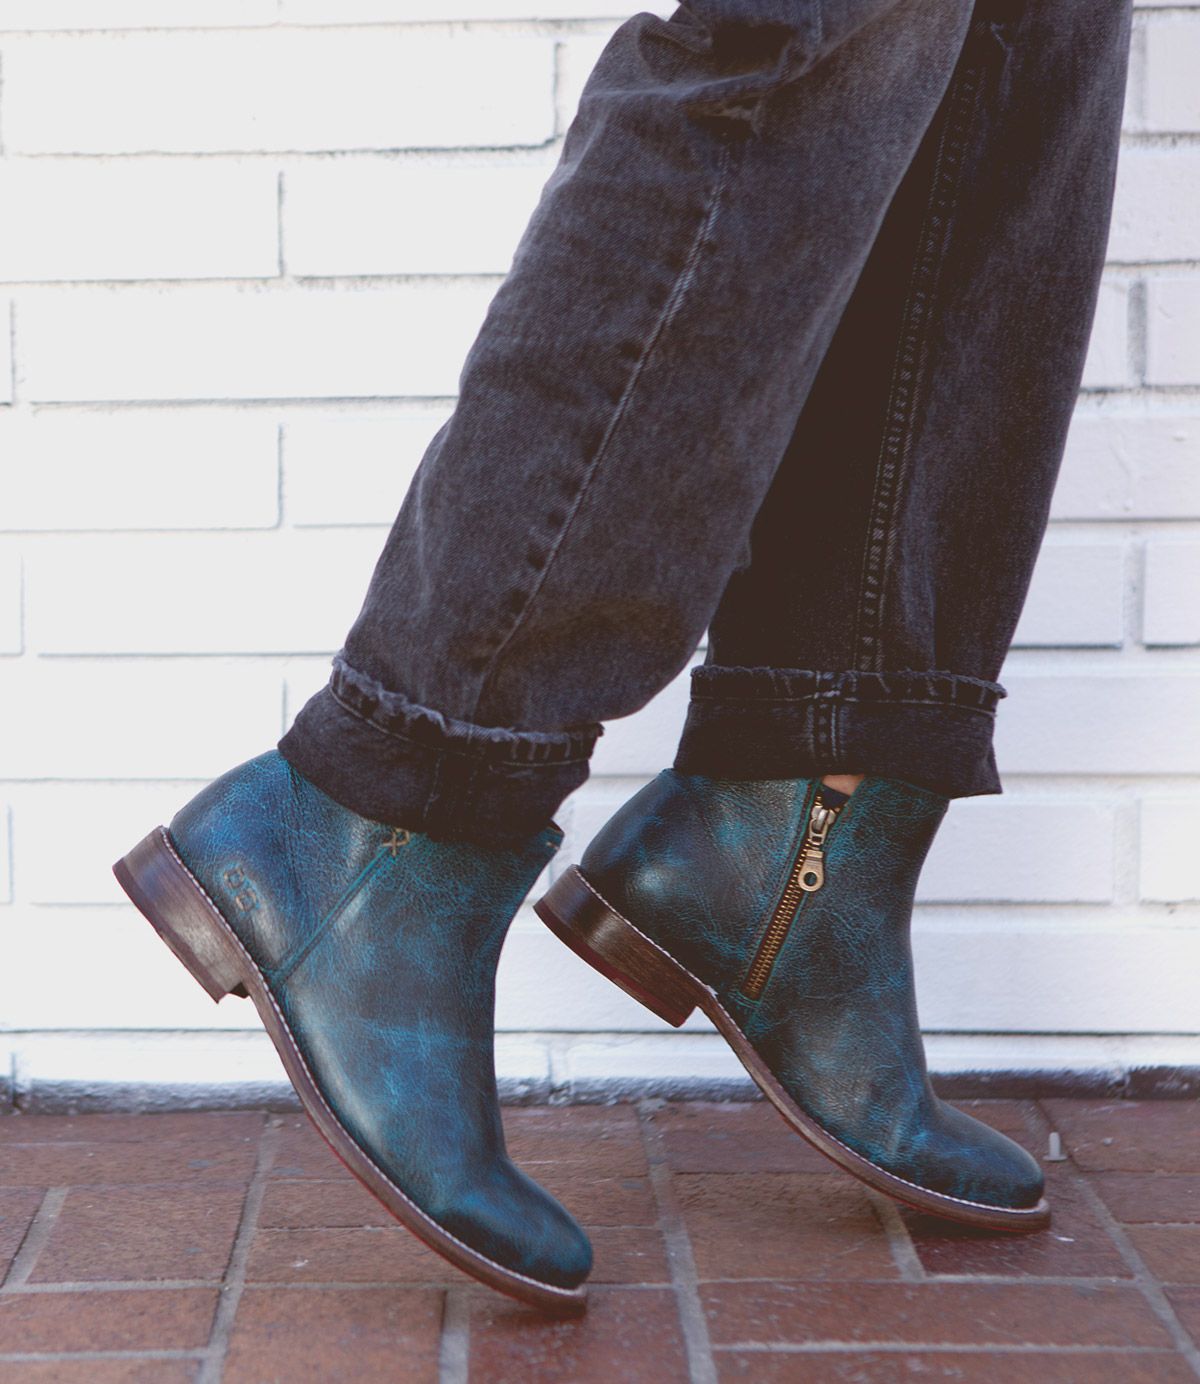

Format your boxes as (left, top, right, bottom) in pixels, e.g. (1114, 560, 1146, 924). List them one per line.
(578, 771, 690, 916)
(170, 750, 286, 856)
(167, 750, 303, 966)
(578, 770, 747, 984)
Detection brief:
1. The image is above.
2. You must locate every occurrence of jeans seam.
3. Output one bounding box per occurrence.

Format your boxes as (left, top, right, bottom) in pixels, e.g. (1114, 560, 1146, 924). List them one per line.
(425, 741, 451, 823)
(689, 665, 1006, 706)
(466, 137, 736, 723)
(816, 696, 833, 760)
(692, 696, 998, 717)
(328, 683, 593, 768)
(425, 752, 484, 831)
(851, 29, 988, 673)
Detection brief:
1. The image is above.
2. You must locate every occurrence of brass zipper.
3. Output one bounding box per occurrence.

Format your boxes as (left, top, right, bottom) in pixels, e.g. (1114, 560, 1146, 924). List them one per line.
(740, 789, 843, 1001)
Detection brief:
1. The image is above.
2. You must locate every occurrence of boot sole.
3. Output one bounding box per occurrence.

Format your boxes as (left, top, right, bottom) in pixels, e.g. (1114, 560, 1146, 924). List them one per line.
(536, 865, 1052, 1234)
(113, 826, 588, 1316)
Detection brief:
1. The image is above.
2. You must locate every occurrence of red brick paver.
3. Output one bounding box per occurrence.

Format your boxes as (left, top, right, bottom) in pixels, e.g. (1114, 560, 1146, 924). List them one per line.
(0, 1098, 1195, 1380)
(223, 1287, 442, 1383)
(468, 1287, 689, 1384)
(0, 1363, 198, 1383)
(903, 1161, 1133, 1278)
(0, 1192, 42, 1281)
(0, 1288, 217, 1353)
(30, 1183, 247, 1283)
(716, 1352, 1197, 1382)
(676, 1172, 899, 1281)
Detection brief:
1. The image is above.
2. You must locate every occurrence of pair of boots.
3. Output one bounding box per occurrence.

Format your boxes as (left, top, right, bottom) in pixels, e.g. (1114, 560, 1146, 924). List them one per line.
(113, 748, 1047, 1315)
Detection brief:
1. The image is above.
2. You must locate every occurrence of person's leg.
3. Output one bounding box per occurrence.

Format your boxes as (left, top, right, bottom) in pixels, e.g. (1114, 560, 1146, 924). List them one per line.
(279, 0, 977, 845)
(116, 0, 990, 1306)
(677, 0, 1133, 792)
(537, 0, 1133, 1229)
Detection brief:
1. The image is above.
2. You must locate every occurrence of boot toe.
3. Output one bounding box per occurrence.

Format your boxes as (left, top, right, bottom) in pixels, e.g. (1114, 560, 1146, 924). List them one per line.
(934, 1105, 1046, 1210)
(437, 1162, 593, 1290)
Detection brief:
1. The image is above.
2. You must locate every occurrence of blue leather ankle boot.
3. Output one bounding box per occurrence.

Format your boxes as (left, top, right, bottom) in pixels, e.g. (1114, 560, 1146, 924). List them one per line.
(536, 771, 1049, 1232)
(113, 749, 592, 1312)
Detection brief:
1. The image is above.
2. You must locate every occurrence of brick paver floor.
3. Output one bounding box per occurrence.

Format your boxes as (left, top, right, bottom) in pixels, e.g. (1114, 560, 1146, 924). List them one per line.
(0, 1099, 1197, 1381)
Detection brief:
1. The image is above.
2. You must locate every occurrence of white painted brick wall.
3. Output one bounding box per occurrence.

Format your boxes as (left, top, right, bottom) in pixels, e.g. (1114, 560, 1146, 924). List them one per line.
(26, 532, 379, 654)
(3, 31, 556, 154)
(0, 302, 12, 405)
(1144, 12, 1200, 133)
(285, 160, 555, 278)
(0, 3, 278, 29)
(18, 283, 499, 402)
(0, 413, 280, 530)
(0, 552, 21, 653)
(1110, 146, 1200, 263)
(3, 661, 282, 779)
(1012, 539, 1126, 647)
(1052, 406, 1200, 520)
(1081, 279, 1133, 389)
(0, 4, 1197, 1094)
(0, 161, 280, 282)
(1140, 799, 1200, 902)
(1143, 540, 1200, 645)
(1146, 276, 1200, 386)
(283, 413, 450, 526)
(0, 805, 11, 906)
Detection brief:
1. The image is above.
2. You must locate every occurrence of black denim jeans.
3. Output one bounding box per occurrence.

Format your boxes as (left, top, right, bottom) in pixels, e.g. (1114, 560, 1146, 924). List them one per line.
(280, 0, 1133, 846)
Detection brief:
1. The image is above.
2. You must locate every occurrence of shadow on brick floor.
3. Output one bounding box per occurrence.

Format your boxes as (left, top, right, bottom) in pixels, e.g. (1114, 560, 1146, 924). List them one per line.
(0, 1099, 1197, 1382)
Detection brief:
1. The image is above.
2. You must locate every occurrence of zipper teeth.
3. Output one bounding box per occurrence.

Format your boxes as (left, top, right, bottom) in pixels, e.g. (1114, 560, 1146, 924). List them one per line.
(742, 871, 810, 1000)
(740, 793, 839, 1001)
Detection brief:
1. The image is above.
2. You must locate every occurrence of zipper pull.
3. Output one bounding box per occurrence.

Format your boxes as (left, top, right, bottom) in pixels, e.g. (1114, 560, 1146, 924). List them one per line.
(796, 800, 839, 893)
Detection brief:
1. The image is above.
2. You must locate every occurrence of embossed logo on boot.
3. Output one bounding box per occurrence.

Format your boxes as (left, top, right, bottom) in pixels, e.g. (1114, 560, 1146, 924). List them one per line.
(223, 864, 260, 914)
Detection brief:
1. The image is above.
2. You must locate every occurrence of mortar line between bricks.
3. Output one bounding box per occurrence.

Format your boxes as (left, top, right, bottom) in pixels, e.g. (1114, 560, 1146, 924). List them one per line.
(1104, 1222, 1200, 1231)
(1, 1278, 679, 1294)
(0, 1351, 206, 1364)
(15, 557, 26, 659)
(9, 141, 560, 162)
(1028, 1099, 1200, 1380)
(865, 1191, 924, 1281)
(2, 800, 13, 908)
(7, 1279, 216, 1293)
(1131, 278, 1150, 386)
(274, 421, 286, 530)
(16, 1272, 1163, 1292)
(551, 36, 564, 140)
(276, 169, 287, 281)
(0, 264, 519, 290)
(437, 1286, 470, 1384)
(27, 395, 459, 411)
(196, 1114, 281, 1384)
(637, 1101, 718, 1384)
(0, 1187, 66, 1289)
(712, 1342, 1183, 1355)
(7, 300, 16, 406)
(19, 383, 1200, 410)
(906, 1272, 1144, 1286)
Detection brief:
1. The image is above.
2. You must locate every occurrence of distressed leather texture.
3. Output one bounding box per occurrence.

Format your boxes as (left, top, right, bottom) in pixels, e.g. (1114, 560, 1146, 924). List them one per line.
(581, 770, 1044, 1210)
(581, 769, 814, 1017)
(169, 749, 592, 1289)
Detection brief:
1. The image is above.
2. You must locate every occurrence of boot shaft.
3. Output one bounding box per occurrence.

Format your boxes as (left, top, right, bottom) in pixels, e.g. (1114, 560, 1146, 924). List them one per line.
(579, 768, 948, 1000)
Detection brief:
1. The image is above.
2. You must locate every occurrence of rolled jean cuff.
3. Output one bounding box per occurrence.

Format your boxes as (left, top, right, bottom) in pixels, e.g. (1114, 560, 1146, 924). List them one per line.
(674, 666, 1006, 799)
(277, 655, 602, 846)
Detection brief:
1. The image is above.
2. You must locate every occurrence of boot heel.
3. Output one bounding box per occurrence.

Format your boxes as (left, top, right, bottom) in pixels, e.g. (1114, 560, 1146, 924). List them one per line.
(113, 827, 247, 1003)
(535, 866, 697, 1028)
